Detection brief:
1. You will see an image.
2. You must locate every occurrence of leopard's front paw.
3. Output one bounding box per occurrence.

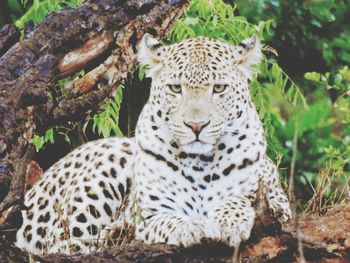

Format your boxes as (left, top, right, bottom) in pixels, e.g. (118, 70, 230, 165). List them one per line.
(268, 193, 292, 223)
(270, 201, 292, 223)
(209, 198, 255, 247)
(167, 219, 221, 247)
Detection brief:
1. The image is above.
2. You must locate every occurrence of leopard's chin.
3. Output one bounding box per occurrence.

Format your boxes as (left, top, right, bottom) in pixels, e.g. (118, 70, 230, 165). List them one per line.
(181, 141, 214, 154)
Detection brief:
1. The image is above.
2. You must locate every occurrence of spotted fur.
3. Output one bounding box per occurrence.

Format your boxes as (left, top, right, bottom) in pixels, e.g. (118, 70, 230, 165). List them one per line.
(16, 34, 291, 255)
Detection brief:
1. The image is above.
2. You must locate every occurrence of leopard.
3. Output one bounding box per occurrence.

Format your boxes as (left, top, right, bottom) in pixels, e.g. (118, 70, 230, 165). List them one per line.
(16, 33, 291, 255)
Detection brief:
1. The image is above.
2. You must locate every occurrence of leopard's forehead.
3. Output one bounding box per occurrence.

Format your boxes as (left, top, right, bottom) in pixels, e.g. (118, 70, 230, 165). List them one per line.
(162, 37, 236, 84)
(167, 37, 233, 60)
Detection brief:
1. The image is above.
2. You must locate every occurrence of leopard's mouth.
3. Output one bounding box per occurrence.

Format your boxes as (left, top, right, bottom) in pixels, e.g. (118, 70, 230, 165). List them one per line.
(181, 141, 214, 154)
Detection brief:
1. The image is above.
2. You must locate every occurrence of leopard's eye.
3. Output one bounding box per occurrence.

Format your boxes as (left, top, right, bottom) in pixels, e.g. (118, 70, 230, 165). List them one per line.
(167, 84, 182, 94)
(213, 84, 228, 94)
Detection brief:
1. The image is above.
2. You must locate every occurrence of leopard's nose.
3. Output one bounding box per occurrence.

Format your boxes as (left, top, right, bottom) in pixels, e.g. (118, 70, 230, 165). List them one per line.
(184, 121, 210, 137)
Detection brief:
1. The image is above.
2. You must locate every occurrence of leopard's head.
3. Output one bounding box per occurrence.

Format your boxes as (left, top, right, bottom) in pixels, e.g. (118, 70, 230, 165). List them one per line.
(138, 34, 262, 154)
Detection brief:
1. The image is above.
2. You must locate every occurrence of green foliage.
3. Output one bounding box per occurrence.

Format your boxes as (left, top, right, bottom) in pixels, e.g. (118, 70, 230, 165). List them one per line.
(30, 128, 54, 152)
(234, 0, 350, 206)
(15, 0, 84, 30)
(138, 66, 147, 81)
(83, 86, 124, 138)
(237, 0, 350, 73)
(286, 99, 331, 138)
(0, 0, 24, 26)
(168, 0, 274, 42)
(8, 0, 25, 16)
(305, 66, 350, 123)
(322, 33, 350, 67)
(30, 87, 124, 151)
(305, 66, 350, 93)
(30, 124, 77, 151)
(269, 67, 350, 198)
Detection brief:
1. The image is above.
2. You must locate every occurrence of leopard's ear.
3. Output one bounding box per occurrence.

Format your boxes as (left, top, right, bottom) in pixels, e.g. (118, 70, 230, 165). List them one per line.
(232, 35, 262, 79)
(138, 33, 163, 78)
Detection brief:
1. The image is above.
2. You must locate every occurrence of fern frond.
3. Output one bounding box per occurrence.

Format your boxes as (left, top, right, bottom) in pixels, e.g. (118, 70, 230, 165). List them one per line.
(262, 44, 278, 57)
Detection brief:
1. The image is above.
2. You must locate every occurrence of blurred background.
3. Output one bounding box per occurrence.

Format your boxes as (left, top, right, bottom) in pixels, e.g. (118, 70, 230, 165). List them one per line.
(1, 0, 349, 212)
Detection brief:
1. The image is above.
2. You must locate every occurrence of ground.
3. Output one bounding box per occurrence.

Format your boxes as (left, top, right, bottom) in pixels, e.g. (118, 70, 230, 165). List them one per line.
(1, 202, 349, 262)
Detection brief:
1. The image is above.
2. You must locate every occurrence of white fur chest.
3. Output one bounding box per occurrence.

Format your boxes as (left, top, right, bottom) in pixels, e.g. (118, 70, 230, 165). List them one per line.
(133, 131, 263, 220)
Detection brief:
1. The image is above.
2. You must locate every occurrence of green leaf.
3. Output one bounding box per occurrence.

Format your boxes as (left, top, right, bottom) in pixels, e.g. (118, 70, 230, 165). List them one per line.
(138, 66, 147, 80)
(87, 85, 123, 138)
(15, 0, 85, 30)
(8, 0, 24, 14)
(44, 128, 54, 144)
(30, 135, 45, 152)
(304, 72, 321, 82)
(184, 17, 199, 25)
(286, 99, 332, 137)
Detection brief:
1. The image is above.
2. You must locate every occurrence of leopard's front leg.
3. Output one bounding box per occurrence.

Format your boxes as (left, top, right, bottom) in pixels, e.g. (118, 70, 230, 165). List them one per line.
(208, 196, 255, 247)
(260, 157, 292, 222)
(135, 213, 221, 247)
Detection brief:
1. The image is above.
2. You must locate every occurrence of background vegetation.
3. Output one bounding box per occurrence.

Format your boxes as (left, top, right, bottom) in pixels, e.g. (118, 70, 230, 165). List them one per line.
(1, 0, 349, 212)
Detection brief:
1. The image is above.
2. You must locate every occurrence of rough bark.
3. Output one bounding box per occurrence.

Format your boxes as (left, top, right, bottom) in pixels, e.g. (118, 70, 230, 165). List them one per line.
(0, 0, 189, 228)
(0, 24, 20, 56)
